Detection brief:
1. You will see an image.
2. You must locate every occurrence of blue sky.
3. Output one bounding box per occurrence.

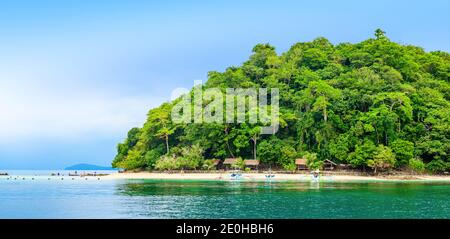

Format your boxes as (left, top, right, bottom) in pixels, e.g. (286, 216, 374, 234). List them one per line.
(0, 0, 449, 169)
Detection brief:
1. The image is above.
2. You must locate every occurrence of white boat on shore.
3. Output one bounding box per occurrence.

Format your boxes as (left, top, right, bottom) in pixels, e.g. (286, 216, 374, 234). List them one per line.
(230, 171, 242, 180)
(311, 170, 320, 182)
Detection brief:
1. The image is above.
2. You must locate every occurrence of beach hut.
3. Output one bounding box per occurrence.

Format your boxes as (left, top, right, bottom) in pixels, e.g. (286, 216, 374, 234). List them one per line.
(323, 159, 338, 171)
(295, 158, 308, 170)
(244, 160, 260, 170)
(223, 158, 238, 170)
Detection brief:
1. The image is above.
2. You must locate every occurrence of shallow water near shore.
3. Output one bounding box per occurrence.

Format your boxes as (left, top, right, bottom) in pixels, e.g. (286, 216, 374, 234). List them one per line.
(1, 171, 450, 218)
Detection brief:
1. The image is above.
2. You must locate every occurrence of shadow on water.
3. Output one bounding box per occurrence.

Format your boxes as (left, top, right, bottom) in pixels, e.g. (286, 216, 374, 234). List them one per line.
(115, 180, 353, 196)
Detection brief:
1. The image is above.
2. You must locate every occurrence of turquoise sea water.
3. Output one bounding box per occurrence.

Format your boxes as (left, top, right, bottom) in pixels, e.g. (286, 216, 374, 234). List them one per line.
(1, 171, 450, 218)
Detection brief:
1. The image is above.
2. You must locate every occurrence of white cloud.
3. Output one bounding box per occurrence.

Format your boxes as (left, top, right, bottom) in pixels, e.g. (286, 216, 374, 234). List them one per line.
(0, 85, 162, 144)
(0, 13, 180, 146)
(0, 55, 165, 144)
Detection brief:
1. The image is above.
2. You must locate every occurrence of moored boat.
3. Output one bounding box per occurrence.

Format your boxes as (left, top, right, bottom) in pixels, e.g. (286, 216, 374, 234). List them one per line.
(230, 171, 242, 180)
(311, 170, 320, 182)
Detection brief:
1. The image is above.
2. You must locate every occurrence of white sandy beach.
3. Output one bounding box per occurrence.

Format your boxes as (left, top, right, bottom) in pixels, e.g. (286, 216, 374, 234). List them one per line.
(104, 172, 450, 182)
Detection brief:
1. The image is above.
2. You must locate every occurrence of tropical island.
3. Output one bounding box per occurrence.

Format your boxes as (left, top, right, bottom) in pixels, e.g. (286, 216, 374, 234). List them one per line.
(110, 29, 449, 181)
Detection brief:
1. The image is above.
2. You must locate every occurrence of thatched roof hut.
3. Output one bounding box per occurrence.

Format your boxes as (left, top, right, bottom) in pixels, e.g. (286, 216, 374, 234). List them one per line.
(244, 159, 259, 166)
(243, 159, 259, 170)
(324, 159, 337, 170)
(295, 158, 308, 170)
(295, 158, 307, 165)
(244, 160, 260, 166)
(223, 158, 238, 165)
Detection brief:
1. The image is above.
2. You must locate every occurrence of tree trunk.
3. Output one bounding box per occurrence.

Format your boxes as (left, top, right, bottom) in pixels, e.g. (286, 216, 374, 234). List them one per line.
(165, 135, 169, 154)
(390, 102, 396, 111)
(253, 137, 257, 160)
(224, 126, 235, 158)
(226, 140, 235, 158)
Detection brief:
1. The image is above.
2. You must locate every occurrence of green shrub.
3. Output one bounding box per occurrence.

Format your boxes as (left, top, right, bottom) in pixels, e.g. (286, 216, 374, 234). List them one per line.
(282, 163, 296, 171)
(178, 144, 204, 170)
(367, 145, 396, 174)
(279, 145, 297, 170)
(426, 160, 448, 173)
(144, 150, 162, 169)
(116, 149, 145, 170)
(304, 152, 323, 170)
(347, 140, 377, 168)
(408, 158, 425, 174)
(155, 155, 179, 170)
(391, 139, 414, 166)
(202, 159, 217, 170)
(231, 157, 245, 170)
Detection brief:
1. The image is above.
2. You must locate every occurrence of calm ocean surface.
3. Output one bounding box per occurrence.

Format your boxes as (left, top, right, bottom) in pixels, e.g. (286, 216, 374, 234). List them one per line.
(1, 170, 450, 218)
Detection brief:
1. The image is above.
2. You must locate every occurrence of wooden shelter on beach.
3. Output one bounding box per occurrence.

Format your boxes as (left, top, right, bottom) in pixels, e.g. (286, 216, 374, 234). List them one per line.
(295, 158, 308, 170)
(223, 158, 238, 170)
(323, 159, 338, 171)
(244, 160, 260, 170)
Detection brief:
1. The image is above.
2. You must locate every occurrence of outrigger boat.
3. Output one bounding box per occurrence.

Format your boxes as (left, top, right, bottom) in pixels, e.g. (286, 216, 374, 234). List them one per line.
(230, 170, 242, 180)
(265, 168, 275, 180)
(311, 170, 320, 182)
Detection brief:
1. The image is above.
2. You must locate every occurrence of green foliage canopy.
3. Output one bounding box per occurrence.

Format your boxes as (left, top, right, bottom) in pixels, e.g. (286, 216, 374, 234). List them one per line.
(113, 30, 450, 173)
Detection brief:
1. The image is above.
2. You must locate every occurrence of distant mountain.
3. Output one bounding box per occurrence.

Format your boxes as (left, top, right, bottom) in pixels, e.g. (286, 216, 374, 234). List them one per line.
(64, 164, 116, 171)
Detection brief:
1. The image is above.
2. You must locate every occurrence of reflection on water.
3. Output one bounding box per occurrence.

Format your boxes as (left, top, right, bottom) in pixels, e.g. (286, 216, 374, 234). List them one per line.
(2, 177, 450, 218)
(113, 180, 450, 219)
